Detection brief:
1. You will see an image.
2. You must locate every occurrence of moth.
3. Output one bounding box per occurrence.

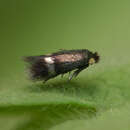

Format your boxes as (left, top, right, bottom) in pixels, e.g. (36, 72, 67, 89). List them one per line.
(24, 49, 100, 82)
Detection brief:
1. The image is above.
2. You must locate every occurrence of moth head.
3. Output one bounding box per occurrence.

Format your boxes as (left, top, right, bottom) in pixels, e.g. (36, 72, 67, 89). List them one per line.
(89, 52, 100, 65)
(89, 58, 95, 65)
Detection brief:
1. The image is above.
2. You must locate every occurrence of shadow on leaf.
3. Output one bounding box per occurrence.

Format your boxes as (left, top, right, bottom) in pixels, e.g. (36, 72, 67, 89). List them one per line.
(28, 78, 101, 100)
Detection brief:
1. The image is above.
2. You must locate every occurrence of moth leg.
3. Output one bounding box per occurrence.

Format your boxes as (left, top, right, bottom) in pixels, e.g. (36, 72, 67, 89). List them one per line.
(43, 80, 46, 84)
(69, 71, 72, 76)
(61, 74, 64, 78)
(43, 78, 49, 83)
(68, 73, 73, 81)
(68, 71, 78, 81)
(68, 66, 87, 81)
(73, 68, 84, 78)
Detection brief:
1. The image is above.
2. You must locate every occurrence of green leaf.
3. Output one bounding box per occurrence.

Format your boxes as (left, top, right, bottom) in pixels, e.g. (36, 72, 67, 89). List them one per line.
(1, 0, 130, 130)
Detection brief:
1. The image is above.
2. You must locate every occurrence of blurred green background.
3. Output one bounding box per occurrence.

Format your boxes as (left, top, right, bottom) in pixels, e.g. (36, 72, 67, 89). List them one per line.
(0, 0, 130, 130)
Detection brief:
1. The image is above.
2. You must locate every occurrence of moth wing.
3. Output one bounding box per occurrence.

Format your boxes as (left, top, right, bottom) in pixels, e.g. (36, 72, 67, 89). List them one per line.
(23, 55, 48, 80)
(23, 55, 45, 64)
